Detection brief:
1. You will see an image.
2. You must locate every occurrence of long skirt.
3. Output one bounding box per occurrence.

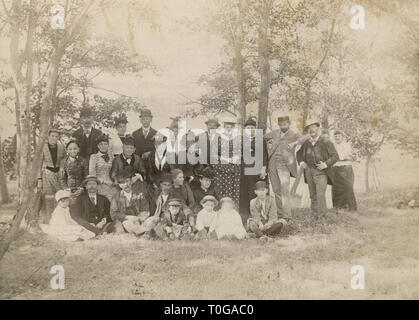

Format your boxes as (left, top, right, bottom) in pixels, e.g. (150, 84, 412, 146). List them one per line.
(213, 163, 241, 207)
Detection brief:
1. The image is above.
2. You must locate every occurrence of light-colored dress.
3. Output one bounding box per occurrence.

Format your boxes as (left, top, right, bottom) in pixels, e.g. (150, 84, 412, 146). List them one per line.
(213, 209, 246, 240)
(89, 151, 116, 201)
(40, 206, 95, 241)
(196, 209, 216, 231)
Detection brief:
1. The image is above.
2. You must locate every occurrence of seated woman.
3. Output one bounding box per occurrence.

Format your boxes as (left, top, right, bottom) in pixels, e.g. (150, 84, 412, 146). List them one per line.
(40, 190, 96, 241)
(192, 167, 219, 214)
(212, 197, 246, 240)
(59, 140, 89, 198)
(89, 134, 116, 201)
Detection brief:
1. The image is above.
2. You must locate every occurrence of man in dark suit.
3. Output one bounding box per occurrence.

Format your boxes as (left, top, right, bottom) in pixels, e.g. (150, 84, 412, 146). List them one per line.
(70, 176, 114, 236)
(72, 107, 103, 160)
(132, 108, 157, 160)
(196, 117, 221, 166)
(265, 116, 308, 219)
(296, 122, 339, 215)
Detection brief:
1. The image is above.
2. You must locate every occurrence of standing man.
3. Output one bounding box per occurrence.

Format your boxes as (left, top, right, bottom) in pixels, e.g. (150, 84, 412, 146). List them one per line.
(197, 117, 221, 167)
(37, 128, 66, 222)
(265, 115, 307, 220)
(72, 107, 103, 160)
(132, 108, 157, 160)
(296, 122, 339, 215)
(332, 130, 357, 212)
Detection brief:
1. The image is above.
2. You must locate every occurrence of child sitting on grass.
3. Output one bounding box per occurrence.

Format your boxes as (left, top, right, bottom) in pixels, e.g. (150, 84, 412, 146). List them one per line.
(195, 195, 218, 239)
(40, 190, 95, 241)
(248, 181, 286, 238)
(212, 197, 246, 240)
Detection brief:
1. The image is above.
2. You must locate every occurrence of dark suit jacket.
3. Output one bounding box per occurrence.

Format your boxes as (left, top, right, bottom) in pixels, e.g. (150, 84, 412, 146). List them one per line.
(70, 192, 111, 235)
(144, 150, 174, 186)
(132, 127, 157, 157)
(72, 127, 103, 159)
(297, 138, 339, 185)
(110, 153, 146, 182)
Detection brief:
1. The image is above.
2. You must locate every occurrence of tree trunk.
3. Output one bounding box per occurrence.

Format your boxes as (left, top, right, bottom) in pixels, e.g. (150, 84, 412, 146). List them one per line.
(257, 0, 271, 132)
(365, 155, 371, 193)
(0, 136, 11, 204)
(234, 0, 247, 126)
(302, 85, 311, 129)
(0, 0, 96, 261)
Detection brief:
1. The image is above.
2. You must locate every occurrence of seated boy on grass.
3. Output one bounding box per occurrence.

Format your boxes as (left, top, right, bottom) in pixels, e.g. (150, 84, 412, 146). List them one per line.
(195, 195, 218, 240)
(248, 181, 286, 238)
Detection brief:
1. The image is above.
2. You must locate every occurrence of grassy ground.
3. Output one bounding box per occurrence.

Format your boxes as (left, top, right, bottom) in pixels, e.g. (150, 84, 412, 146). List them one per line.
(0, 190, 418, 300)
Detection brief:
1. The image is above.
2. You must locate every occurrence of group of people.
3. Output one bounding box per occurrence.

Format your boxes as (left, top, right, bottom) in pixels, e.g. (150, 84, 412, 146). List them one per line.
(36, 106, 357, 242)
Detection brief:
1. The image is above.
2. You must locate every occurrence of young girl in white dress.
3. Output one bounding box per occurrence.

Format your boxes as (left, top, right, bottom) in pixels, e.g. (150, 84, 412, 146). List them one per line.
(213, 197, 246, 240)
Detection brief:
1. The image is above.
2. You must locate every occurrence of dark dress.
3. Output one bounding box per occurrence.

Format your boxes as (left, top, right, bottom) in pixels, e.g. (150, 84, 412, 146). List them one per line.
(59, 156, 89, 190)
(239, 135, 268, 223)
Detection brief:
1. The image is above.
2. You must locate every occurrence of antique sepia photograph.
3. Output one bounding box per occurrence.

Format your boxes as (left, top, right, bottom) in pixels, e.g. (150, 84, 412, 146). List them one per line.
(0, 0, 418, 301)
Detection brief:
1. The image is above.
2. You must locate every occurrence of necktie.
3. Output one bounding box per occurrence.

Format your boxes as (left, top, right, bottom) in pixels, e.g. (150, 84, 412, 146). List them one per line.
(90, 196, 96, 205)
(101, 153, 110, 162)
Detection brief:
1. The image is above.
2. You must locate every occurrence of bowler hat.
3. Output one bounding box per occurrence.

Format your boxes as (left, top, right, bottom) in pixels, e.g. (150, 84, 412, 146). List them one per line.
(254, 181, 268, 190)
(244, 118, 257, 127)
(278, 116, 290, 123)
(79, 107, 95, 118)
(205, 117, 220, 127)
(140, 108, 153, 118)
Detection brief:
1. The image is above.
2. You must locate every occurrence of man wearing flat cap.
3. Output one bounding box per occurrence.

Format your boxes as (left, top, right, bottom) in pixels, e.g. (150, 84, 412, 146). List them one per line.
(296, 122, 339, 215)
(265, 115, 308, 220)
(132, 108, 157, 160)
(72, 107, 103, 160)
(70, 175, 114, 236)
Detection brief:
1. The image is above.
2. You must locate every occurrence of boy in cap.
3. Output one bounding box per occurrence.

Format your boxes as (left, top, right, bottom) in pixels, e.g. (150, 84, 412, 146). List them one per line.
(195, 195, 218, 239)
(155, 198, 192, 240)
(132, 108, 157, 159)
(40, 189, 96, 241)
(248, 181, 286, 238)
(110, 135, 145, 183)
(110, 170, 151, 235)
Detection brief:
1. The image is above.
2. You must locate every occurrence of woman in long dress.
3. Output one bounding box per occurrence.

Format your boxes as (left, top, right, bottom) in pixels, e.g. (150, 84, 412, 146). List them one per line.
(212, 121, 241, 207)
(89, 134, 116, 201)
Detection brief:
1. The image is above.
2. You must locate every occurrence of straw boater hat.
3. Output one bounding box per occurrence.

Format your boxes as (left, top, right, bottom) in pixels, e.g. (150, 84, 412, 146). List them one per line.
(82, 175, 100, 186)
(304, 118, 321, 132)
(55, 190, 71, 202)
(200, 195, 219, 207)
